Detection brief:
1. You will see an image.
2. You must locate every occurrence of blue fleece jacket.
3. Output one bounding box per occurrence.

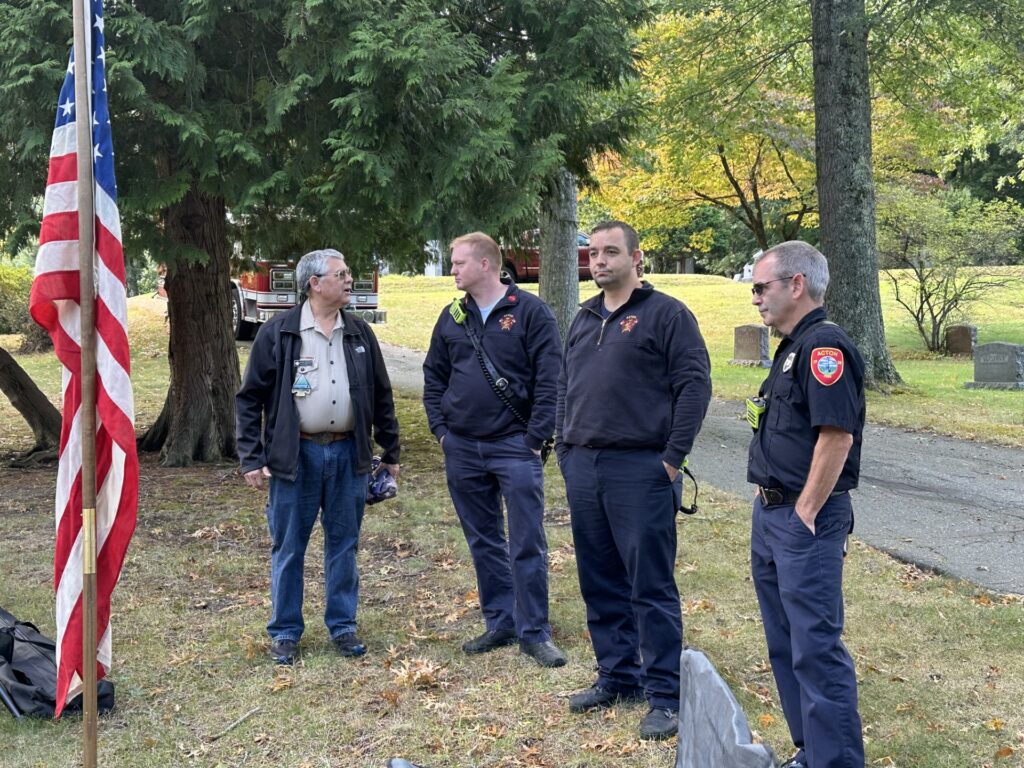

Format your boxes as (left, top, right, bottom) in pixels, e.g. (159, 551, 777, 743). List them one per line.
(556, 283, 712, 468)
(422, 284, 561, 450)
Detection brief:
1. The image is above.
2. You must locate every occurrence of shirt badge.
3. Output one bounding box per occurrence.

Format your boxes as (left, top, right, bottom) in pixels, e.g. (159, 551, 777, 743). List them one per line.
(619, 315, 638, 334)
(292, 358, 315, 397)
(810, 347, 845, 386)
(499, 314, 516, 331)
(782, 352, 796, 373)
(507, 294, 518, 303)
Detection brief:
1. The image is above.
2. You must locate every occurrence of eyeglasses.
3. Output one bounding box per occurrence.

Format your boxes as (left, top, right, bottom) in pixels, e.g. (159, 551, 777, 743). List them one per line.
(318, 268, 352, 280)
(751, 275, 796, 296)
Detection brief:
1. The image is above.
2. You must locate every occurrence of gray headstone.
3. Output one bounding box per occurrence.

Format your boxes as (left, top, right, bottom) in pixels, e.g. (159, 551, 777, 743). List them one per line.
(729, 324, 771, 368)
(964, 342, 1024, 390)
(945, 324, 977, 356)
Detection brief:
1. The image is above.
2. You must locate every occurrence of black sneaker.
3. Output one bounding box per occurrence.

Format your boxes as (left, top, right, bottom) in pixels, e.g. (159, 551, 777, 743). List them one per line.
(269, 638, 297, 665)
(332, 632, 367, 657)
(519, 640, 567, 668)
(568, 684, 644, 713)
(461, 628, 517, 655)
(639, 707, 678, 741)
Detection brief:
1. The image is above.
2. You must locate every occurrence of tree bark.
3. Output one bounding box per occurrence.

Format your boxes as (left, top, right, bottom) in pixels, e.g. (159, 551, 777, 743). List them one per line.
(811, 0, 902, 388)
(141, 187, 240, 466)
(538, 168, 580, 342)
(0, 345, 62, 451)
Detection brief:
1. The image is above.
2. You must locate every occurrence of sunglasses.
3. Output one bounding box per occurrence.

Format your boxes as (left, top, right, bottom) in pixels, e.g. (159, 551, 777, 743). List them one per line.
(751, 275, 796, 296)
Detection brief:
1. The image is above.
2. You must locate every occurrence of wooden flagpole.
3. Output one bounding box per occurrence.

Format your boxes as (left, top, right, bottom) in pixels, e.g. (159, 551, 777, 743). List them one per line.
(71, 0, 99, 765)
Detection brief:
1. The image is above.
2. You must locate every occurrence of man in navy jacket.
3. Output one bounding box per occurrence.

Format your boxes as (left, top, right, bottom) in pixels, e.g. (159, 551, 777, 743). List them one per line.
(423, 232, 566, 668)
(557, 221, 711, 740)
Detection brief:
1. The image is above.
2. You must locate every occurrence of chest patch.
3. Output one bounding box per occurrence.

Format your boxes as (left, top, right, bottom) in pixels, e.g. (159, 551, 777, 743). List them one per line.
(619, 315, 638, 334)
(499, 314, 516, 331)
(782, 352, 796, 373)
(810, 347, 845, 386)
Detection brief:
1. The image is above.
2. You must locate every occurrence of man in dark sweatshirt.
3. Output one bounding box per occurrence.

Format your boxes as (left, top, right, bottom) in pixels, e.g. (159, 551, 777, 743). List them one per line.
(422, 232, 566, 668)
(556, 220, 712, 741)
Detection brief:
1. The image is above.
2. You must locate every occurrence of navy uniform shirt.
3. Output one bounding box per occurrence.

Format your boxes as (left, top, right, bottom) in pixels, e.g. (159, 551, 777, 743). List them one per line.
(747, 307, 865, 493)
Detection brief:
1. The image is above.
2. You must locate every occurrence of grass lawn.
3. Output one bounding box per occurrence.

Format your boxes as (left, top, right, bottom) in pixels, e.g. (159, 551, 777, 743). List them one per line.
(0, 278, 1022, 767)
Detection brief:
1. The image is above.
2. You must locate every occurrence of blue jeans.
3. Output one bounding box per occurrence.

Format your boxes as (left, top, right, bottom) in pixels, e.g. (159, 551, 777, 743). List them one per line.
(751, 493, 863, 768)
(266, 437, 367, 642)
(442, 431, 551, 643)
(561, 446, 683, 710)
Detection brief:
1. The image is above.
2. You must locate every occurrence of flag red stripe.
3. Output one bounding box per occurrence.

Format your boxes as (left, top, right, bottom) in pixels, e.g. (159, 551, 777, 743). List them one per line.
(38, 211, 79, 246)
(47, 153, 78, 185)
(96, 219, 126, 282)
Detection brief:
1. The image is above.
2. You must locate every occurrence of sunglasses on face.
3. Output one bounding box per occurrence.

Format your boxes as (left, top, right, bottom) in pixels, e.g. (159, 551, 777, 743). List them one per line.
(751, 275, 796, 296)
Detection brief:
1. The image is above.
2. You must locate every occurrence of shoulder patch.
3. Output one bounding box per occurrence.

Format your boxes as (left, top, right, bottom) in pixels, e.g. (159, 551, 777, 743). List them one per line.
(810, 347, 844, 386)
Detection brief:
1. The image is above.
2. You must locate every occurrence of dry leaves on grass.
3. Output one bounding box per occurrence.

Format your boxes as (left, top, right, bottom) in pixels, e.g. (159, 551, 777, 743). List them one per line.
(682, 597, 715, 615)
(897, 563, 934, 587)
(581, 737, 641, 756)
(390, 656, 447, 689)
(270, 668, 293, 692)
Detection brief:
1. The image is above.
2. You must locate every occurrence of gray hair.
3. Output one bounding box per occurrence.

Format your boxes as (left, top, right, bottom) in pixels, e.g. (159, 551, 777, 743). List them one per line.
(297, 248, 345, 300)
(756, 241, 830, 302)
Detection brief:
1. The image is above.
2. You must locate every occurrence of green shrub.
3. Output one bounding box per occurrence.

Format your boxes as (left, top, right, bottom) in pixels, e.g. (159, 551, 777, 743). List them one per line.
(0, 264, 33, 334)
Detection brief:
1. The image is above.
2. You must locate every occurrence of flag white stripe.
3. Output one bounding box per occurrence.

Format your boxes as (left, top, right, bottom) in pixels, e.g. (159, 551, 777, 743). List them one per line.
(44, 181, 78, 216)
(50, 122, 77, 158)
(35, 241, 79, 276)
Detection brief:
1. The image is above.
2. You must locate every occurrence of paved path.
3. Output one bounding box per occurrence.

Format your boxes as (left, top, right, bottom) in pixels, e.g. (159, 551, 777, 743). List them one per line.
(382, 343, 1024, 595)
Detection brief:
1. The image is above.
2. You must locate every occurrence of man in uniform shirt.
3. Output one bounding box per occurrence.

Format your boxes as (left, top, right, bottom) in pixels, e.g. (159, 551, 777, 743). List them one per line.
(422, 232, 566, 668)
(236, 248, 400, 665)
(556, 220, 712, 740)
(746, 241, 865, 768)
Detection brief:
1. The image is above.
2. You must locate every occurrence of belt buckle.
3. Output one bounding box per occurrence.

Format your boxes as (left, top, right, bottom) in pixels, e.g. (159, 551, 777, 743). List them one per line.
(309, 432, 333, 445)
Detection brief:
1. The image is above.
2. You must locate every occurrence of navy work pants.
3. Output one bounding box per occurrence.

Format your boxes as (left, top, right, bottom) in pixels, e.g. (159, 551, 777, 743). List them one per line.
(751, 493, 864, 768)
(561, 446, 682, 710)
(443, 431, 551, 643)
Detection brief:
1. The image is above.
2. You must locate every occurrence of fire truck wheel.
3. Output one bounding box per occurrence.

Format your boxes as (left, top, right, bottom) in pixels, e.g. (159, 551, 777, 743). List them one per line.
(232, 290, 256, 341)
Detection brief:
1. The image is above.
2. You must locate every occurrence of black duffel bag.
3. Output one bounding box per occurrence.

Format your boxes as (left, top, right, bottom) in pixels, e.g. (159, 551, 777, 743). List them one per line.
(0, 606, 114, 718)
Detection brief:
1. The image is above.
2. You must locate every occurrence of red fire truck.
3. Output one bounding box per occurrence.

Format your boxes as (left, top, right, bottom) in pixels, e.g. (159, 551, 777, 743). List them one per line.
(231, 261, 383, 340)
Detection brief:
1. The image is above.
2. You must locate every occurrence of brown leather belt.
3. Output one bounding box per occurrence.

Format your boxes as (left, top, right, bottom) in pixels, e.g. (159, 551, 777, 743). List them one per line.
(300, 431, 353, 445)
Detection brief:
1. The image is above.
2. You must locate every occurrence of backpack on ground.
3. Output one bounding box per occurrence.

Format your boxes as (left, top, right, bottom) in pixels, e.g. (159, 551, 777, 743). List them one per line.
(0, 606, 114, 718)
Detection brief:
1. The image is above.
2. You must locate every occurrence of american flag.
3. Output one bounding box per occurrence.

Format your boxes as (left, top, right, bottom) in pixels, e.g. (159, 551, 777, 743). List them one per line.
(29, 0, 137, 718)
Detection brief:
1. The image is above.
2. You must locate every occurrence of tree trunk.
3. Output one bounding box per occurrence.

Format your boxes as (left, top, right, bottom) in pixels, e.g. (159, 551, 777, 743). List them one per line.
(141, 187, 240, 466)
(538, 168, 580, 341)
(0, 345, 62, 451)
(811, 0, 902, 388)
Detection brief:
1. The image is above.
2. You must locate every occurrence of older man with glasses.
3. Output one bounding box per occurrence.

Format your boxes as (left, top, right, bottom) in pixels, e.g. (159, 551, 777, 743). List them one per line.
(746, 241, 866, 768)
(236, 248, 400, 665)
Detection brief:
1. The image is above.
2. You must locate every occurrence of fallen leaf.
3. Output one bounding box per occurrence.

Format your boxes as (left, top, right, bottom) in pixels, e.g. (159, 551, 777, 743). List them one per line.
(995, 746, 1015, 759)
(986, 718, 1006, 732)
(758, 714, 775, 728)
(391, 657, 446, 688)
